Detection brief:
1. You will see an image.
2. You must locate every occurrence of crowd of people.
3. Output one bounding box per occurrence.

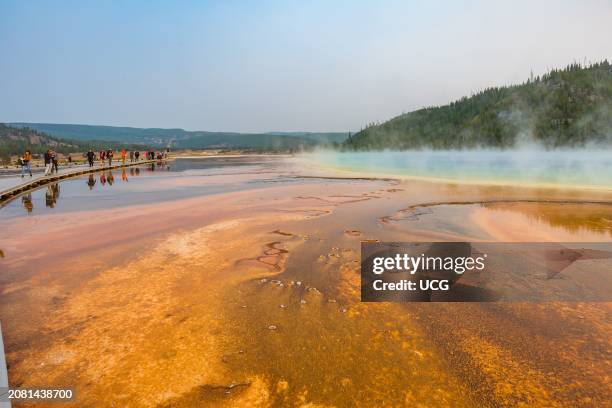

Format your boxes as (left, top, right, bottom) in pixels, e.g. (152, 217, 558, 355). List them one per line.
(19, 148, 169, 175)
(18, 148, 64, 176)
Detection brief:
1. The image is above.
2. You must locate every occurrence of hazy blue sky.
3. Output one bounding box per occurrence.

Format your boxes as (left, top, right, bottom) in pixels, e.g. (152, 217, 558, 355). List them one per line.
(1, 0, 611, 132)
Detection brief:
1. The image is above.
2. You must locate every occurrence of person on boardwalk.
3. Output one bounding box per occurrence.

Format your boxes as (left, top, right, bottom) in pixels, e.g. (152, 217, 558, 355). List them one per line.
(20, 150, 32, 178)
(106, 149, 113, 166)
(86, 149, 95, 167)
(134, 151, 140, 161)
(51, 150, 59, 174)
(121, 149, 127, 165)
(129, 150, 134, 163)
(43, 150, 53, 176)
(100, 150, 106, 165)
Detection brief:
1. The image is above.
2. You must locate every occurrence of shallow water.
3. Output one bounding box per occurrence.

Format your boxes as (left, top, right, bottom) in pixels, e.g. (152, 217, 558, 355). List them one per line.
(0, 157, 301, 218)
(384, 201, 612, 241)
(304, 150, 612, 188)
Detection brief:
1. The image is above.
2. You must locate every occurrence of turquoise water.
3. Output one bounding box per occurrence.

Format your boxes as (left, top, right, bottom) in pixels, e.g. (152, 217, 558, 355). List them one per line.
(304, 150, 612, 188)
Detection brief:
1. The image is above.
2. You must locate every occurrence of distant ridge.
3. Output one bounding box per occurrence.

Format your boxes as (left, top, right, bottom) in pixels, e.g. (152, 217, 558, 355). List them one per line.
(9, 123, 349, 149)
(345, 61, 612, 149)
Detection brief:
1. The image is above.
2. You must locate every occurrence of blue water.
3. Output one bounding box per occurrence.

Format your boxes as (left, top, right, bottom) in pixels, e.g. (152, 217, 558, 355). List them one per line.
(305, 150, 612, 188)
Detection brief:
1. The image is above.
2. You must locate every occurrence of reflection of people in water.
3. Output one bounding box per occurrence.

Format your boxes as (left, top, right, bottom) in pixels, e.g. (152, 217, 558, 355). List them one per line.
(87, 174, 96, 190)
(100, 172, 107, 186)
(135, 167, 140, 176)
(107, 170, 114, 185)
(22, 192, 33, 213)
(121, 169, 128, 182)
(45, 183, 60, 208)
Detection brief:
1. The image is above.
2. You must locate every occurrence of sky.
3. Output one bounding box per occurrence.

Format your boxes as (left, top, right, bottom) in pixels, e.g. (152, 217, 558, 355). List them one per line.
(1, 0, 611, 132)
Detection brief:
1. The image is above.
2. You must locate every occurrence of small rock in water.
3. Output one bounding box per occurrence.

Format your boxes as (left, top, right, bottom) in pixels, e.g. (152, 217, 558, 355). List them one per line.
(268, 325, 278, 330)
(341, 308, 348, 313)
(328, 299, 337, 303)
(300, 299, 307, 304)
(260, 278, 268, 283)
(296, 281, 302, 286)
(279, 304, 287, 309)
(241, 305, 247, 308)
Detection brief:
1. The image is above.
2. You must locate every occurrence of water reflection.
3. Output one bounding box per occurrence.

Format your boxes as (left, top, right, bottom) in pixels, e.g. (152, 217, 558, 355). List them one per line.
(45, 183, 60, 208)
(481, 202, 612, 237)
(13, 164, 171, 215)
(22, 193, 33, 214)
(87, 174, 96, 190)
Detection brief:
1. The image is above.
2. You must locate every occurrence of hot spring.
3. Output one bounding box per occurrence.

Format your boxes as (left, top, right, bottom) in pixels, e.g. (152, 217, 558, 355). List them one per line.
(302, 150, 612, 189)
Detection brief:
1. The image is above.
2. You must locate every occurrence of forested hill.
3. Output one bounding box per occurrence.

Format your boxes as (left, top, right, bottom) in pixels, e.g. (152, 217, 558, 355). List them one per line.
(344, 62, 612, 150)
(0, 124, 144, 163)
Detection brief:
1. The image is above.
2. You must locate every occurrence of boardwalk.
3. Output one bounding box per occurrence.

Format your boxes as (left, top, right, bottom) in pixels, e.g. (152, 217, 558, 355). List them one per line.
(0, 160, 159, 204)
